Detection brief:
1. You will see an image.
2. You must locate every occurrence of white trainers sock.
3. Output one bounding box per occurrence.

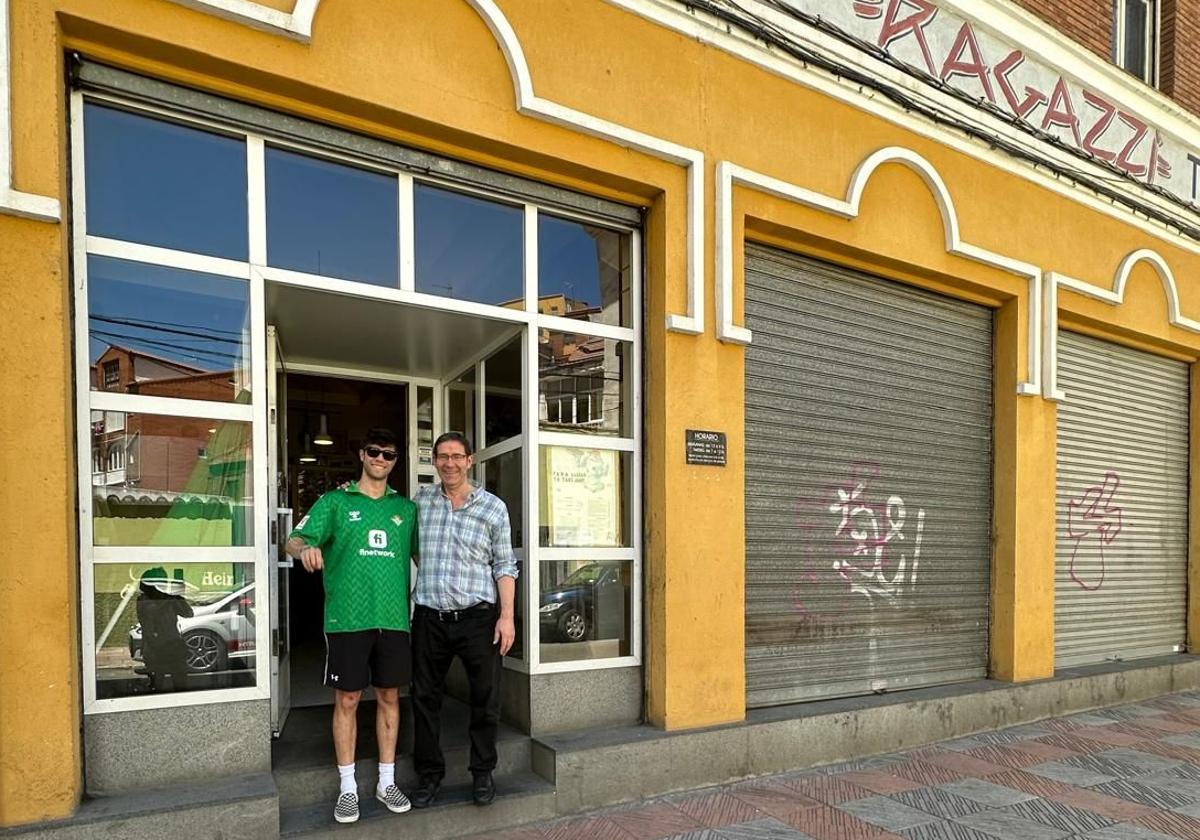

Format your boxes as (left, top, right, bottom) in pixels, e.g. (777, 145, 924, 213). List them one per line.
(338, 762, 356, 795)
(378, 761, 395, 791)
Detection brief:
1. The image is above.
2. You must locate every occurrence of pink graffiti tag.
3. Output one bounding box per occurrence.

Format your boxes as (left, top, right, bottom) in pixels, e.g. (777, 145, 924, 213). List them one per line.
(1065, 471, 1122, 591)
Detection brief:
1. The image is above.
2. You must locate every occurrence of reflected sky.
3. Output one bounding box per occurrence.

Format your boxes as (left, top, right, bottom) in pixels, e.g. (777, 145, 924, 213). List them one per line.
(415, 184, 523, 305)
(266, 147, 399, 286)
(88, 256, 249, 373)
(84, 104, 248, 260)
(538, 214, 627, 326)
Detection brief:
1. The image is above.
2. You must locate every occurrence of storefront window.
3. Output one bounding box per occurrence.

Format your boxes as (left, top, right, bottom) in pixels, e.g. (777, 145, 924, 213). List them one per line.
(266, 147, 399, 286)
(484, 337, 522, 448)
(87, 256, 251, 403)
(91, 412, 253, 546)
(539, 333, 630, 436)
(415, 184, 523, 305)
(84, 103, 248, 259)
(539, 446, 630, 548)
(539, 560, 631, 663)
(538, 214, 631, 328)
(93, 562, 256, 700)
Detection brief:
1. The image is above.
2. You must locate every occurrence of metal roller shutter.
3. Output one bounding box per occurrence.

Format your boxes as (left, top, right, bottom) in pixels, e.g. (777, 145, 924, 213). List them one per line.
(1055, 332, 1189, 668)
(744, 245, 993, 708)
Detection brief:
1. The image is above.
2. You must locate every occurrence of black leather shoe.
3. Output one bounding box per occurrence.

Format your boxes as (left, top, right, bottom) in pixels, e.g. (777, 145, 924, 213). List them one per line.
(472, 772, 495, 806)
(410, 778, 440, 809)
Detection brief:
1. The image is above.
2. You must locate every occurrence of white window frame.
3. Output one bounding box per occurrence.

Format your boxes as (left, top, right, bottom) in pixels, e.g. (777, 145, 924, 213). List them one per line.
(1112, 0, 1161, 87)
(71, 88, 643, 716)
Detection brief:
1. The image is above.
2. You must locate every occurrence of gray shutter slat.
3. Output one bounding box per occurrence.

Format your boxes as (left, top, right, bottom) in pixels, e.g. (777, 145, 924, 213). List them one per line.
(744, 245, 993, 708)
(1054, 331, 1189, 668)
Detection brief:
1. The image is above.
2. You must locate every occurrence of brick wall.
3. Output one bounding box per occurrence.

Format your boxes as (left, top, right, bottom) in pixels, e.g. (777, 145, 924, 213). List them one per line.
(1007, 0, 1200, 117)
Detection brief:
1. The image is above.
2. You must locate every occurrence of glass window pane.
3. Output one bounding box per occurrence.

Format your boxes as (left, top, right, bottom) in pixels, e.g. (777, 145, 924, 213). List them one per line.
(539, 447, 630, 548)
(266, 147, 399, 286)
(91, 412, 253, 546)
(1124, 0, 1151, 79)
(539, 559, 631, 662)
(447, 366, 477, 446)
(84, 103, 247, 259)
(88, 256, 251, 404)
(484, 336, 522, 448)
(482, 446, 523, 548)
(539, 332, 629, 436)
(415, 184, 523, 305)
(538, 215, 631, 328)
(94, 562, 256, 699)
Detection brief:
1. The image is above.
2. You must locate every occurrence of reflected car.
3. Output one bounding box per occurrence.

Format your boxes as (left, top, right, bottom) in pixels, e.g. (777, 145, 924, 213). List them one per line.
(129, 582, 256, 673)
(538, 562, 625, 643)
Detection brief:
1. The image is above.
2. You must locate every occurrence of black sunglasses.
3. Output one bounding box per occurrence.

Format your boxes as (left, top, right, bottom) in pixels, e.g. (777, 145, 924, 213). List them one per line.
(363, 446, 398, 461)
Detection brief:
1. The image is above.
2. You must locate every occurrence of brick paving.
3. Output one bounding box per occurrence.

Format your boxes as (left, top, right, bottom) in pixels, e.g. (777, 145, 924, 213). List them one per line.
(455, 691, 1200, 839)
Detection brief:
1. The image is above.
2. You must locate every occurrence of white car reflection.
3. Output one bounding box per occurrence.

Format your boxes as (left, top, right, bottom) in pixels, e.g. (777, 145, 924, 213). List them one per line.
(129, 582, 256, 674)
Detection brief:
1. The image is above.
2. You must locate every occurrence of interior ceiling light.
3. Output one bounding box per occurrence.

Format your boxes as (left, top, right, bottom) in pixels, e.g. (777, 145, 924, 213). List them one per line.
(314, 413, 333, 446)
(299, 433, 317, 463)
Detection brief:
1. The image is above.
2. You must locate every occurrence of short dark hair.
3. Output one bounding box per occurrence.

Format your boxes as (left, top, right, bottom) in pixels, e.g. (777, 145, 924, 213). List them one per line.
(433, 430, 474, 457)
(361, 427, 398, 450)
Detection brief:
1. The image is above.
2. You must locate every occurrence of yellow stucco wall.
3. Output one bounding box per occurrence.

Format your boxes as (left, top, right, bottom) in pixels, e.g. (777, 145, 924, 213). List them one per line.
(5, 0, 1200, 823)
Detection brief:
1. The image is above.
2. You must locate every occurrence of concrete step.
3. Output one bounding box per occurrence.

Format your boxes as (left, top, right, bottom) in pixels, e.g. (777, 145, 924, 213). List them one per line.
(1, 773, 277, 840)
(279, 772, 556, 840)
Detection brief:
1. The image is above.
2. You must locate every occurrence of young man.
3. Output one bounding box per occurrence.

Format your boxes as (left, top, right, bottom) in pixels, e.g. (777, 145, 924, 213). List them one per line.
(285, 428, 417, 824)
(409, 431, 518, 808)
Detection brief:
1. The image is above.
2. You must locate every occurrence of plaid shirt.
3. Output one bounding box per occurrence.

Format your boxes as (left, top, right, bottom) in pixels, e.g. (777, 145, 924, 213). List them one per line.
(412, 482, 519, 611)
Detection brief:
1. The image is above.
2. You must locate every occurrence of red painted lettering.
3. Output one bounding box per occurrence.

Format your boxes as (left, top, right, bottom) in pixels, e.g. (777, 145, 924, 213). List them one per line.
(1041, 77, 1082, 146)
(940, 22, 994, 102)
(878, 0, 939, 75)
(994, 50, 1047, 119)
(1080, 91, 1117, 163)
(853, 0, 884, 19)
(1116, 112, 1149, 178)
(1149, 132, 1172, 184)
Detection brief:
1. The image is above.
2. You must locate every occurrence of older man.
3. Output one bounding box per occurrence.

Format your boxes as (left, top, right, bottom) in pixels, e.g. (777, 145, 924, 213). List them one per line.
(409, 431, 518, 808)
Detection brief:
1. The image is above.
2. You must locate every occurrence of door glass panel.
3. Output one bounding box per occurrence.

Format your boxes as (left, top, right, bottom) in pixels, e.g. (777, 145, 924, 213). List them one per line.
(447, 366, 477, 445)
(94, 562, 256, 699)
(415, 184, 523, 305)
(266, 147, 399, 286)
(539, 333, 630, 436)
(84, 103, 248, 259)
(483, 447, 524, 549)
(87, 256, 251, 403)
(538, 214, 631, 327)
(539, 559, 630, 662)
(484, 337, 522, 448)
(539, 447, 630, 548)
(91, 412, 253, 546)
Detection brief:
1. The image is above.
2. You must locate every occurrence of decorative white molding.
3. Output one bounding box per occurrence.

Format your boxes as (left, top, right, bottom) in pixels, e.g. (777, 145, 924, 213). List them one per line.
(168, 0, 318, 40)
(718, 147, 1043, 396)
(1046, 249, 1200, 399)
(0, 0, 59, 221)
(464, 0, 704, 335)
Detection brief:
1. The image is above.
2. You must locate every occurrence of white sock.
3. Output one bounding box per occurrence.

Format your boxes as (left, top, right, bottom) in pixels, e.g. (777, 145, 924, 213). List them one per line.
(338, 763, 356, 796)
(378, 761, 395, 790)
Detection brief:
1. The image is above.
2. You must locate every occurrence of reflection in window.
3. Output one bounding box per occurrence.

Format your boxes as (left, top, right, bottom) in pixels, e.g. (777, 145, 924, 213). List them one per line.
(539, 332, 629, 436)
(84, 104, 248, 259)
(87, 256, 251, 404)
(539, 447, 629, 548)
(482, 446, 523, 548)
(484, 336, 522, 448)
(267, 147, 399, 286)
(94, 563, 256, 700)
(539, 560, 630, 663)
(91, 412, 253, 546)
(538, 215, 631, 328)
(415, 184, 523, 305)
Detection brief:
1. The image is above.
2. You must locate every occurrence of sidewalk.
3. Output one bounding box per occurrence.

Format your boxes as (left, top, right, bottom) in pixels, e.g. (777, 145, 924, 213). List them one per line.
(456, 690, 1200, 840)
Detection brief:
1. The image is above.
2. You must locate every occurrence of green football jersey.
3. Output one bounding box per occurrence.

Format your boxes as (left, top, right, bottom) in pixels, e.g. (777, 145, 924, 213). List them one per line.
(289, 482, 417, 633)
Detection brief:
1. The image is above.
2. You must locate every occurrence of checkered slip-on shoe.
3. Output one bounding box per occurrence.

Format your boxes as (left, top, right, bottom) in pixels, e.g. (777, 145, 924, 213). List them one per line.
(333, 791, 360, 824)
(376, 784, 412, 814)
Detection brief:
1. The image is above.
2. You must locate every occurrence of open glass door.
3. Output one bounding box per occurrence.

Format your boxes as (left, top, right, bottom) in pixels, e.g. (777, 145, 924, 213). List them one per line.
(267, 326, 293, 735)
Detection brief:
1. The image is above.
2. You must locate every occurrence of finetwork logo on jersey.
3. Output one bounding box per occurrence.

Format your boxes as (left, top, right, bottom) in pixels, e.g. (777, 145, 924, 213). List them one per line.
(359, 529, 395, 558)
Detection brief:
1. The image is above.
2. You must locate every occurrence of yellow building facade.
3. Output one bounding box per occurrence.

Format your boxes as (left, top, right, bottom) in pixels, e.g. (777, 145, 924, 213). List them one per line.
(3, 0, 1200, 832)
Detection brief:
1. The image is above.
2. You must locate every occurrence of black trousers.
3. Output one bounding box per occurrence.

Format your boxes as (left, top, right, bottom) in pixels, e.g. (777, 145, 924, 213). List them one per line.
(411, 604, 502, 781)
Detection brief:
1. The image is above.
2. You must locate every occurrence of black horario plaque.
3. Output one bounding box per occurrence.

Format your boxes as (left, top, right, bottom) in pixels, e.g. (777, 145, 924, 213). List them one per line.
(685, 430, 727, 466)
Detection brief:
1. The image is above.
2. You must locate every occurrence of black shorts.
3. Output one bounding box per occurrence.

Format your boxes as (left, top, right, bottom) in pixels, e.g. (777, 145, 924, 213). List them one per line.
(324, 629, 411, 692)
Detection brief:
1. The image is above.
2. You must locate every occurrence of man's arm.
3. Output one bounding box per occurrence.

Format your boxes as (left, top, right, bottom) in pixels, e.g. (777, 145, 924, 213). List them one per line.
(286, 496, 332, 573)
(493, 575, 516, 655)
(489, 501, 519, 655)
(284, 535, 326, 573)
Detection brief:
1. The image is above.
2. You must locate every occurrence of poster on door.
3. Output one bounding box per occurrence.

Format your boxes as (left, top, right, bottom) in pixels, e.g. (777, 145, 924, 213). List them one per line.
(541, 446, 621, 547)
